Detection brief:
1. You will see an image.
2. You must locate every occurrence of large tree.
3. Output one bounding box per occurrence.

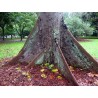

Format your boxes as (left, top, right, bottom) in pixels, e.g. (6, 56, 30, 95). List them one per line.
(7, 12, 98, 86)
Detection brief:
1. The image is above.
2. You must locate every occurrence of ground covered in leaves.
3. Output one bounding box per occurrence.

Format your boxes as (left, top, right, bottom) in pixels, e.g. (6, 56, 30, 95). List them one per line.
(0, 58, 98, 86)
(70, 66, 98, 86)
(0, 58, 72, 86)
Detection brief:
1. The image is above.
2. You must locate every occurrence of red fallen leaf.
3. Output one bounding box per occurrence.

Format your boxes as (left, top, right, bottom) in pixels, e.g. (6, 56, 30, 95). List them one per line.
(49, 75, 54, 79)
(94, 80, 98, 85)
(93, 73, 98, 77)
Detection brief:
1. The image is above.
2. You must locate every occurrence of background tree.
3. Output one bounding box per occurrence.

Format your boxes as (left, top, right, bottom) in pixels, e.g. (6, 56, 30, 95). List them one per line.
(64, 13, 94, 37)
(13, 12, 37, 41)
(82, 12, 98, 36)
(0, 12, 13, 40)
(4, 24, 16, 39)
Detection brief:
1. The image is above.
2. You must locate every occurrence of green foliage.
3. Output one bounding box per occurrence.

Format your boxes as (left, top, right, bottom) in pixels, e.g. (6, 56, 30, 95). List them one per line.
(13, 12, 38, 37)
(0, 12, 38, 40)
(0, 12, 12, 28)
(4, 24, 15, 36)
(64, 13, 94, 37)
(44, 63, 54, 69)
(48, 64, 54, 69)
(0, 12, 14, 40)
(82, 12, 98, 36)
(44, 63, 50, 66)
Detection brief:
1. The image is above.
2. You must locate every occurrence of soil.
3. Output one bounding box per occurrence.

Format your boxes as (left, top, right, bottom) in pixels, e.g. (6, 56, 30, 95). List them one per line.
(0, 58, 98, 86)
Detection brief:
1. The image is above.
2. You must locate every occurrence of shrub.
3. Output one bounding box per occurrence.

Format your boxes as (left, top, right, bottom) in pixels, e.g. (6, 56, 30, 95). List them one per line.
(64, 14, 94, 37)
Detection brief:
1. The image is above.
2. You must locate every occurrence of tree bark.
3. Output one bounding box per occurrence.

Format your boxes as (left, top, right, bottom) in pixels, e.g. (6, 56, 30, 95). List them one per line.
(2, 26, 5, 41)
(11, 34, 12, 39)
(6, 35, 7, 38)
(60, 17, 98, 72)
(20, 35, 23, 41)
(16, 12, 63, 64)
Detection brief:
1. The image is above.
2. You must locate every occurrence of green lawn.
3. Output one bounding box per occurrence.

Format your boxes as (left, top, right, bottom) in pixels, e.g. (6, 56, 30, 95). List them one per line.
(79, 39, 98, 58)
(0, 42, 24, 59)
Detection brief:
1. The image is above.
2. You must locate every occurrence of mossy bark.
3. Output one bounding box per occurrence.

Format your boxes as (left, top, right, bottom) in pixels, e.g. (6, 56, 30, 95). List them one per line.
(17, 12, 62, 64)
(60, 17, 98, 72)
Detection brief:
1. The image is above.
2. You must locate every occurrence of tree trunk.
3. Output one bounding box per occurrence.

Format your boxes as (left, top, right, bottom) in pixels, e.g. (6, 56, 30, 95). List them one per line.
(11, 35, 12, 39)
(16, 12, 63, 64)
(7, 12, 98, 85)
(20, 27, 25, 41)
(20, 31, 23, 41)
(2, 27, 5, 41)
(6, 35, 7, 38)
(20, 35, 23, 41)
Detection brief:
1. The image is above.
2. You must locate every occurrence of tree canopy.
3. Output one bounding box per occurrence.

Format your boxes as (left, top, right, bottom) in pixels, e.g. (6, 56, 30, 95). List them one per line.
(0, 12, 13, 40)
(82, 12, 98, 36)
(13, 12, 37, 40)
(64, 13, 94, 37)
(0, 12, 38, 40)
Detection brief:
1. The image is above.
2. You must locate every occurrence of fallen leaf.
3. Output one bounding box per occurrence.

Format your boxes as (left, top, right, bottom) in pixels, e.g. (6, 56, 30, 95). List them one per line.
(80, 69, 83, 70)
(21, 71, 32, 80)
(94, 80, 98, 85)
(51, 69, 58, 73)
(15, 67, 21, 72)
(57, 76, 62, 79)
(26, 72, 30, 76)
(69, 66, 74, 71)
(40, 69, 45, 72)
(22, 72, 27, 76)
(87, 72, 94, 77)
(48, 64, 54, 69)
(1, 63, 4, 66)
(49, 75, 54, 79)
(41, 73, 47, 78)
(93, 74, 98, 77)
(44, 63, 49, 66)
(27, 75, 32, 81)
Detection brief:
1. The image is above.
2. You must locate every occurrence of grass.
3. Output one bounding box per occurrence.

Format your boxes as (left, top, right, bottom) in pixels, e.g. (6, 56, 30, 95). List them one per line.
(79, 39, 98, 58)
(0, 41, 24, 59)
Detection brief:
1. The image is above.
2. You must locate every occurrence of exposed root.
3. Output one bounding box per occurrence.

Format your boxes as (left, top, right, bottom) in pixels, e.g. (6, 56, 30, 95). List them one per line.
(56, 43, 79, 86)
(67, 30, 98, 72)
(26, 51, 45, 69)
